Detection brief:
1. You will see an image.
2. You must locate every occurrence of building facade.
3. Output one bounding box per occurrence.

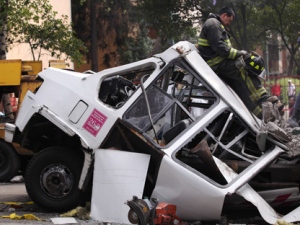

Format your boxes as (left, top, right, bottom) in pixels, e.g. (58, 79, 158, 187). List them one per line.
(6, 0, 73, 70)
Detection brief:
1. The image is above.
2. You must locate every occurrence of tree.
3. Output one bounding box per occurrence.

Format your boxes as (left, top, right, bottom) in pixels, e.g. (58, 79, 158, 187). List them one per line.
(1, 0, 87, 121)
(0, 0, 14, 121)
(0, 0, 87, 65)
(220, 1, 266, 51)
(72, 0, 134, 71)
(199, 0, 300, 74)
(0, 0, 8, 60)
(72, 0, 159, 70)
(117, 1, 158, 63)
(256, 0, 300, 74)
(135, 0, 198, 53)
(136, 0, 272, 53)
(117, 19, 153, 64)
(137, 0, 300, 75)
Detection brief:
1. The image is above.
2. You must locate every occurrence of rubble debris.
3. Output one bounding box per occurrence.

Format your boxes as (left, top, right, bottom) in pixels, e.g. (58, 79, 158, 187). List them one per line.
(275, 219, 300, 225)
(51, 217, 78, 224)
(262, 121, 292, 143)
(10, 175, 24, 183)
(126, 196, 185, 225)
(1, 212, 43, 221)
(259, 102, 300, 157)
(0, 201, 34, 212)
(60, 202, 90, 220)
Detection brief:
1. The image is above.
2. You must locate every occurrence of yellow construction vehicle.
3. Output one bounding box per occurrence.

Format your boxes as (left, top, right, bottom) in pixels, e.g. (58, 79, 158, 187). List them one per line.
(0, 59, 43, 181)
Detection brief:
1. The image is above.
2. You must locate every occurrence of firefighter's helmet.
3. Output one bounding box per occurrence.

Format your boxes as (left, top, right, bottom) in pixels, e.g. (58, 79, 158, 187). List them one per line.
(244, 53, 266, 79)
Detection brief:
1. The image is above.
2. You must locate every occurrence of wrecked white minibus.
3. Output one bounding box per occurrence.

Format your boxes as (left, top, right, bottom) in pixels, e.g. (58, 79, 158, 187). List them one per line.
(4, 42, 300, 224)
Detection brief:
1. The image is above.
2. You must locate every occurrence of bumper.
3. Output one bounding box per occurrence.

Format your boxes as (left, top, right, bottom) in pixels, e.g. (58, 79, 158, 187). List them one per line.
(4, 123, 16, 143)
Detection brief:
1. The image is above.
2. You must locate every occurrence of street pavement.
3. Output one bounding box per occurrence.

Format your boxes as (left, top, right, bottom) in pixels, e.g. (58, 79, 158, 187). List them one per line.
(0, 177, 101, 225)
(0, 177, 277, 225)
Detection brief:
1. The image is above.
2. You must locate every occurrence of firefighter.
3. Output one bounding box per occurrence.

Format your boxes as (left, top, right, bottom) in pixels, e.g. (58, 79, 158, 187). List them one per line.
(198, 6, 278, 119)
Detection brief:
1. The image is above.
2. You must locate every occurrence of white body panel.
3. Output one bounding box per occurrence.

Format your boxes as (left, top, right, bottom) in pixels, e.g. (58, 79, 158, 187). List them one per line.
(7, 41, 300, 224)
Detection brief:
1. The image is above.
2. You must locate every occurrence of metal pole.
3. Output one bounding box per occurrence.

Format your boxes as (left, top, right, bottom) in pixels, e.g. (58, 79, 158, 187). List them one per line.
(265, 31, 271, 77)
(265, 31, 271, 97)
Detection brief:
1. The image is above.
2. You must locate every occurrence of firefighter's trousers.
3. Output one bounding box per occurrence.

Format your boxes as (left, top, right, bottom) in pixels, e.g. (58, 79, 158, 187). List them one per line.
(212, 59, 269, 119)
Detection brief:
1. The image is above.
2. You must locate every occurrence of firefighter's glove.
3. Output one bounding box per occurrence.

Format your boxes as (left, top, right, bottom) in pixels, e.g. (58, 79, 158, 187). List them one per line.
(236, 50, 248, 58)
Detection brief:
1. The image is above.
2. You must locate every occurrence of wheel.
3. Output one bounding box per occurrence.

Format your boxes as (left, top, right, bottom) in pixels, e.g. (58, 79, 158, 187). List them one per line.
(25, 146, 86, 212)
(0, 141, 21, 182)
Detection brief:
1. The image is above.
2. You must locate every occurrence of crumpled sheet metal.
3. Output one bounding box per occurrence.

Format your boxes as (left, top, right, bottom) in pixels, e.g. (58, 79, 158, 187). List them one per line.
(213, 157, 300, 224)
(259, 102, 300, 157)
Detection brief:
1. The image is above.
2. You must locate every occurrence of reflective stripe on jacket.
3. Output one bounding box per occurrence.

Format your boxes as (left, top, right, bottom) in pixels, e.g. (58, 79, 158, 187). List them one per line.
(198, 13, 238, 67)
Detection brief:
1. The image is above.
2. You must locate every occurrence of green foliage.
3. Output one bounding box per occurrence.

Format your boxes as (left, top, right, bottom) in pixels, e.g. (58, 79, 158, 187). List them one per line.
(137, 0, 300, 74)
(118, 21, 153, 64)
(135, 0, 198, 47)
(137, 0, 262, 50)
(190, 0, 270, 51)
(202, 0, 300, 73)
(257, 0, 300, 39)
(255, 0, 300, 72)
(0, 1, 9, 59)
(72, 0, 134, 69)
(4, 0, 87, 65)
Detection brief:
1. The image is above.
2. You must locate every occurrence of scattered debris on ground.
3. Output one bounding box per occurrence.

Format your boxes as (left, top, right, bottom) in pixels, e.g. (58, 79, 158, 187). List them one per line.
(60, 202, 91, 220)
(260, 102, 300, 157)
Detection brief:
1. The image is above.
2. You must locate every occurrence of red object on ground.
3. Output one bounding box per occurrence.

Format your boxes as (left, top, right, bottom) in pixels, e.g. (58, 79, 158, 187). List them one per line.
(154, 203, 183, 225)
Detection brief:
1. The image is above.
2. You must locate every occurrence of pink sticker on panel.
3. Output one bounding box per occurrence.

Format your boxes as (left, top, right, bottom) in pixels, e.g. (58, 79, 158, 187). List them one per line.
(83, 109, 107, 136)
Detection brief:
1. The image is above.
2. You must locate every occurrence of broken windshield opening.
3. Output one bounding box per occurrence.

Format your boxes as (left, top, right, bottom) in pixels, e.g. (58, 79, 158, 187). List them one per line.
(98, 63, 156, 108)
(124, 60, 217, 146)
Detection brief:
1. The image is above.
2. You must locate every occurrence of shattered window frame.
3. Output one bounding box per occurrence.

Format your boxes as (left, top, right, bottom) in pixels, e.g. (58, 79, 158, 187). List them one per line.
(171, 106, 281, 187)
(123, 59, 219, 147)
(97, 62, 157, 109)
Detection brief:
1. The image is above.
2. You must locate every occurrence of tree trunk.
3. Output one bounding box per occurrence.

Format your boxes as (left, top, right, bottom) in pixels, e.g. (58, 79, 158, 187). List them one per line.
(0, 23, 7, 60)
(287, 44, 299, 75)
(148, 36, 162, 56)
(0, 0, 14, 120)
(0, 0, 8, 60)
(90, 0, 98, 71)
(288, 56, 294, 75)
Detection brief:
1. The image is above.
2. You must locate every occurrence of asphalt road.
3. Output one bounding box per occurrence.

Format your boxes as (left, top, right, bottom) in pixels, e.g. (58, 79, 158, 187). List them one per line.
(0, 176, 100, 225)
(0, 176, 277, 225)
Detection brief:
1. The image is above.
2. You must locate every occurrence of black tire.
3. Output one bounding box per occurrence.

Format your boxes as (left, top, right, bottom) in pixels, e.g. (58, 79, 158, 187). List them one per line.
(0, 141, 21, 182)
(25, 146, 86, 212)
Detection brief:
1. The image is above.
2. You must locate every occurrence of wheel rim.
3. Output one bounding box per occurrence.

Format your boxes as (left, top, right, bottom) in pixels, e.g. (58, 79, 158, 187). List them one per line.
(40, 164, 74, 198)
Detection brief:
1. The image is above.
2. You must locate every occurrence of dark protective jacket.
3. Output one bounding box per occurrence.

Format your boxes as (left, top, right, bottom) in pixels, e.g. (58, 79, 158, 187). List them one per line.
(198, 13, 269, 118)
(198, 13, 239, 67)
